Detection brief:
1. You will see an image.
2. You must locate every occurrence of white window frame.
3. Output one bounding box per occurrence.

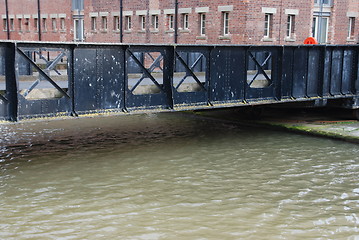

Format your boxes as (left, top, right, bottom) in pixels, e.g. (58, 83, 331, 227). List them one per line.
(9, 18, 14, 31)
(314, 0, 332, 6)
(125, 16, 132, 31)
(113, 16, 120, 31)
(60, 18, 65, 31)
(286, 15, 295, 38)
(42, 18, 47, 32)
(151, 15, 159, 30)
(101, 16, 107, 31)
(223, 12, 229, 35)
(182, 14, 189, 29)
(74, 18, 84, 41)
(140, 15, 146, 30)
(312, 16, 329, 43)
(348, 17, 355, 39)
(91, 17, 96, 31)
(200, 13, 206, 35)
(51, 18, 57, 31)
(264, 13, 272, 38)
(3, 18, 7, 31)
(24, 18, 30, 32)
(34, 18, 39, 32)
(18, 18, 22, 32)
(168, 14, 174, 30)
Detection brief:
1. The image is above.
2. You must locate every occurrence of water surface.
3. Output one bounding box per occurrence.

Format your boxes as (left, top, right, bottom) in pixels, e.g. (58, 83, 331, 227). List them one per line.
(1, 113, 358, 239)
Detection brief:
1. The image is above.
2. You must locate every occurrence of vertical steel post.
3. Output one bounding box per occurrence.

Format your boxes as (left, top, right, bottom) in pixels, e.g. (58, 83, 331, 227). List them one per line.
(37, 0, 42, 41)
(174, 0, 178, 43)
(120, 0, 123, 43)
(5, 43, 18, 121)
(69, 45, 78, 116)
(4, 0, 10, 40)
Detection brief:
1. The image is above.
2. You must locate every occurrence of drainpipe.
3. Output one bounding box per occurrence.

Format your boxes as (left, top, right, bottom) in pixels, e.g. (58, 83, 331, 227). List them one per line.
(120, 0, 123, 43)
(37, 0, 42, 41)
(174, 0, 178, 43)
(4, 0, 10, 40)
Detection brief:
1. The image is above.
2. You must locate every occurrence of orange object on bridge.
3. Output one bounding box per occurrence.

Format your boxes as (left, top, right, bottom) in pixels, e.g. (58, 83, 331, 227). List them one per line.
(304, 37, 318, 44)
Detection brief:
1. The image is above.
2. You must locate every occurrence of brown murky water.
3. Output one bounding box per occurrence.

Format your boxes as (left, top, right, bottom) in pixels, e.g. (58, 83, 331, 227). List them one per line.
(1, 113, 358, 239)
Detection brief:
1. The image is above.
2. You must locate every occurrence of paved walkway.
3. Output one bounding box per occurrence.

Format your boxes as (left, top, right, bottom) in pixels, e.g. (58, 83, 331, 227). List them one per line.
(197, 107, 359, 144)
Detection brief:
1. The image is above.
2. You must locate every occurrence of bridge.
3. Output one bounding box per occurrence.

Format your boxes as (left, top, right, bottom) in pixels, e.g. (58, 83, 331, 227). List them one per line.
(0, 41, 358, 122)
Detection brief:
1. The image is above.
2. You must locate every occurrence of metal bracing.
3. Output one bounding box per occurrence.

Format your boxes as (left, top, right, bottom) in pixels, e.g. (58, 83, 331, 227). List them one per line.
(247, 51, 272, 87)
(126, 49, 165, 94)
(175, 52, 206, 91)
(0, 41, 358, 122)
(16, 47, 70, 99)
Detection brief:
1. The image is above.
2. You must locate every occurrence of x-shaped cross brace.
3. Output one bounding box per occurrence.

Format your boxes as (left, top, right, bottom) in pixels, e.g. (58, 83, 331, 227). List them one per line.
(127, 49, 165, 93)
(248, 51, 272, 87)
(175, 52, 206, 91)
(17, 48, 69, 98)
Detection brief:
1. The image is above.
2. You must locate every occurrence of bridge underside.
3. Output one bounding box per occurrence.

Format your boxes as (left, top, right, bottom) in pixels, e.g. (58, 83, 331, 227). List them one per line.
(0, 42, 358, 122)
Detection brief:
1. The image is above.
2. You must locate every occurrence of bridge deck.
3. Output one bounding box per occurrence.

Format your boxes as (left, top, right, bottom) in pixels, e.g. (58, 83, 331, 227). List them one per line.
(0, 41, 358, 122)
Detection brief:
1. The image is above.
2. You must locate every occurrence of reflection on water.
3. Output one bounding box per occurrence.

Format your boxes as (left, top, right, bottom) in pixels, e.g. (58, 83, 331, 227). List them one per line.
(1, 112, 359, 239)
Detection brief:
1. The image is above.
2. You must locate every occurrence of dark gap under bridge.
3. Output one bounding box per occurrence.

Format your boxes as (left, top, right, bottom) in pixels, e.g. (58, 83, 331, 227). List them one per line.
(0, 41, 359, 122)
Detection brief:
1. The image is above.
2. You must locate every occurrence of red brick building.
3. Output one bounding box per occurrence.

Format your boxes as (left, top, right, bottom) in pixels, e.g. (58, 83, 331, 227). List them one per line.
(0, 0, 358, 44)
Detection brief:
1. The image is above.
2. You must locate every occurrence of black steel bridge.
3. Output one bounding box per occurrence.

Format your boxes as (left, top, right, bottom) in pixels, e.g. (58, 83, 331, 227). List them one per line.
(0, 41, 358, 122)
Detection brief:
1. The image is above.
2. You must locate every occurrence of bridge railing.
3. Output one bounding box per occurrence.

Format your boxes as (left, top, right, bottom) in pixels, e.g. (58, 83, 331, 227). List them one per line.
(0, 41, 358, 121)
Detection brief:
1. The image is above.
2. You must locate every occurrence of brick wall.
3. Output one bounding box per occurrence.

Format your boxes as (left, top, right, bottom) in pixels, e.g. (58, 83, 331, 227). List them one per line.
(0, 0, 72, 42)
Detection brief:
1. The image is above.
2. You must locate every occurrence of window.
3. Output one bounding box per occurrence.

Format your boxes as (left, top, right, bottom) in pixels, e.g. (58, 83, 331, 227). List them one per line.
(312, 16, 329, 43)
(101, 16, 107, 31)
(91, 17, 96, 31)
(3, 19, 7, 31)
(223, 12, 229, 35)
(182, 14, 189, 29)
(34, 18, 38, 31)
(25, 18, 30, 31)
(72, 0, 84, 10)
(18, 18, 22, 32)
(264, 13, 272, 38)
(140, 15, 146, 30)
(114, 16, 120, 31)
(125, 16, 132, 30)
(151, 15, 159, 30)
(51, 18, 57, 31)
(168, 15, 174, 30)
(348, 17, 355, 39)
(74, 18, 84, 41)
(314, 0, 332, 6)
(42, 18, 47, 32)
(60, 18, 65, 31)
(286, 15, 295, 38)
(200, 13, 206, 35)
(10, 18, 14, 31)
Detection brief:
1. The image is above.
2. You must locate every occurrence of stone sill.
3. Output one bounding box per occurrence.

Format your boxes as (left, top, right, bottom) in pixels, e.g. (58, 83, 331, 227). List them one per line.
(219, 35, 231, 40)
(138, 30, 146, 34)
(284, 37, 296, 42)
(150, 30, 159, 33)
(179, 29, 190, 33)
(262, 37, 274, 42)
(196, 36, 206, 40)
(124, 30, 132, 34)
